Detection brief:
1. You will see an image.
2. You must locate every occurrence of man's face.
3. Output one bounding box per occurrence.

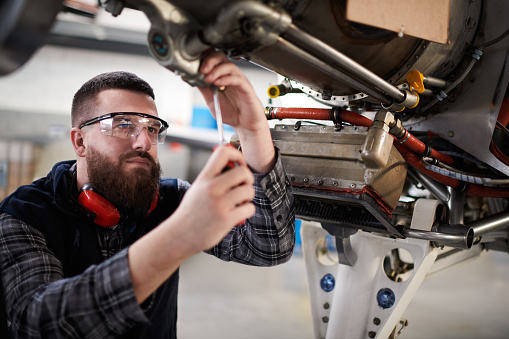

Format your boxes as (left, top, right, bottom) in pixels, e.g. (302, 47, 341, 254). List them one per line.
(81, 89, 163, 208)
(86, 145, 161, 208)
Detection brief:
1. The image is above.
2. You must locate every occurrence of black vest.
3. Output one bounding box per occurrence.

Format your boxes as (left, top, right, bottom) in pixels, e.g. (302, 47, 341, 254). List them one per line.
(0, 160, 181, 338)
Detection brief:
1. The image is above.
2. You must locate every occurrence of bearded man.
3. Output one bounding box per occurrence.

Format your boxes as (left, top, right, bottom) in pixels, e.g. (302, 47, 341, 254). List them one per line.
(0, 51, 295, 338)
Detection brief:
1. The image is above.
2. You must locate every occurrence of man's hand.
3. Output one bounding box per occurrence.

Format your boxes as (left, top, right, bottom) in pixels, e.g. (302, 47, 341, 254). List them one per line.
(128, 145, 254, 303)
(198, 50, 276, 174)
(169, 145, 255, 254)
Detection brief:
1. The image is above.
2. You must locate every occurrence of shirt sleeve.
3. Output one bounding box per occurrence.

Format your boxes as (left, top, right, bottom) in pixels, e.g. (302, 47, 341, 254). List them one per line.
(0, 213, 148, 338)
(205, 148, 296, 266)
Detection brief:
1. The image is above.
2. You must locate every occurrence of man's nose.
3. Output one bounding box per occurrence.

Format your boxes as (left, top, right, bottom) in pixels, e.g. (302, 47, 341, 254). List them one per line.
(131, 126, 152, 151)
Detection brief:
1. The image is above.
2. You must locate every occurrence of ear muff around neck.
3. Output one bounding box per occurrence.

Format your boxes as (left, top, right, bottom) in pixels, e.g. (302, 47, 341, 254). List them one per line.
(78, 186, 121, 227)
(77, 184, 159, 227)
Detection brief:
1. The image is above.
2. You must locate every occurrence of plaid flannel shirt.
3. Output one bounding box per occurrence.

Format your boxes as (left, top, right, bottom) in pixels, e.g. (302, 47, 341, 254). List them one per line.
(0, 151, 295, 338)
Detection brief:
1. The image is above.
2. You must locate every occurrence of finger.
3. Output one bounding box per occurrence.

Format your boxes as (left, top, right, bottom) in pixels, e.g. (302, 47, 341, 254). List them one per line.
(197, 145, 247, 180)
(225, 184, 255, 208)
(202, 62, 241, 86)
(200, 51, 229, 75)
(231, 202, 256, 225)
(217, 166, 254, 192)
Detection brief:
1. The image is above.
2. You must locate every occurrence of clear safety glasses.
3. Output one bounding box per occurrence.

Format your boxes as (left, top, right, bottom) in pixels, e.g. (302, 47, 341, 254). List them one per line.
(79, 112, 169, 145)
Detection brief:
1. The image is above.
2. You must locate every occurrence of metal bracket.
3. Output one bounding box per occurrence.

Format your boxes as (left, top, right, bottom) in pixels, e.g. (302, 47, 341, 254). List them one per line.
(302, 199, 441, 338)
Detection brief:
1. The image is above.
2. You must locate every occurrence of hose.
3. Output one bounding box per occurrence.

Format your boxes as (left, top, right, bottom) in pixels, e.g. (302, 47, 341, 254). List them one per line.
(266, 107, 454, 164)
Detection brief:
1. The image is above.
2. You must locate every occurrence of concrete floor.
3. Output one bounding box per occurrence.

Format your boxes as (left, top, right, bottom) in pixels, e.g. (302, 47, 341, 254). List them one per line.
(177, 248, 509, 339)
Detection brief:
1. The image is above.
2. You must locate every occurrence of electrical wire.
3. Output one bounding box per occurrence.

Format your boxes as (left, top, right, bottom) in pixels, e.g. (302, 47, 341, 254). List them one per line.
(421, 157, 509, 186)
(420, 27, 509, 113)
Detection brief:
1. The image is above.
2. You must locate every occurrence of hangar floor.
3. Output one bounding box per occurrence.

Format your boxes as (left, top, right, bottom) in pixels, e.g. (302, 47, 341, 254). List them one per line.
(177, 247, 509, 339)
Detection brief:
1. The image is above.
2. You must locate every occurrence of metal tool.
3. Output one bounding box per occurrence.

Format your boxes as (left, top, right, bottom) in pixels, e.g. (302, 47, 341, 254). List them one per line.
(213, 86, 226, 145)
(213, 86, 236, 170)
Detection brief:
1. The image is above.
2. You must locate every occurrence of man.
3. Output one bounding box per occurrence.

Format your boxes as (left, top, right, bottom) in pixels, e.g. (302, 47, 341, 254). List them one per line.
(0, 51, 295, 338)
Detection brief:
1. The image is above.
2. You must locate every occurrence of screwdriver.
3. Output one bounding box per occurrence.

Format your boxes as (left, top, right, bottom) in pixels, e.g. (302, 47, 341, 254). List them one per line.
(213, 86, 236, 170)
(213, 87, 246, 226)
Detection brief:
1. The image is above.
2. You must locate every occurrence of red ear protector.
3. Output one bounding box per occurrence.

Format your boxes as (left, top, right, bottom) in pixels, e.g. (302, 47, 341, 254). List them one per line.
(78, 183, 158, 227)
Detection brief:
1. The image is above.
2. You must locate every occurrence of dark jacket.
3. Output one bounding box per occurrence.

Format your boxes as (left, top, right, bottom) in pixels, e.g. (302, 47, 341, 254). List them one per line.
(0, 160, 181, 338)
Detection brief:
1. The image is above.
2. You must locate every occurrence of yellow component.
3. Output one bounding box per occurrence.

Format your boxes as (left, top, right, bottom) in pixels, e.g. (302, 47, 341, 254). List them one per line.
(407, 70, 425, 93)
(267, 85, 280, 98)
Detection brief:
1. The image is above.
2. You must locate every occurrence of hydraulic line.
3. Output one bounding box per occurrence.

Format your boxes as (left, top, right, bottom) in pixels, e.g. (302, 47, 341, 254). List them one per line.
(396, 144, 509, 198)
(265, 107, 454, 165)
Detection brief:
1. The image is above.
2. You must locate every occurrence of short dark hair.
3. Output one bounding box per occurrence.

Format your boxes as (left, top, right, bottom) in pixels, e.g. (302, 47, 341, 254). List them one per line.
(71, 71, 155, 127)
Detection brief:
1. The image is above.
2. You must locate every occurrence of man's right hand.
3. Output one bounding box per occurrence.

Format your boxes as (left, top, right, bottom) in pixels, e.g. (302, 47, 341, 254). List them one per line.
(170, 145, 255, 254)
(128, 145, 255, 303)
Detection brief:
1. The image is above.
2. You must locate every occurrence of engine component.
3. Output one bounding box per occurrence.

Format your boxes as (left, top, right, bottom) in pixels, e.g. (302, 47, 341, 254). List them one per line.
(271, 124, 407, 236)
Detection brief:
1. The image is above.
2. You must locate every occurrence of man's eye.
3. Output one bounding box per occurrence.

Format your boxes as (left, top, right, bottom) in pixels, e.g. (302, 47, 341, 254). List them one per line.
(117, 122, 134, 129)
(147, 126, 159, 134)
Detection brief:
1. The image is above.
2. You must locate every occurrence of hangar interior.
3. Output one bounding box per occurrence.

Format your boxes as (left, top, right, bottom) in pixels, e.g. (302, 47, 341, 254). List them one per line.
(1, 1, 509, 338)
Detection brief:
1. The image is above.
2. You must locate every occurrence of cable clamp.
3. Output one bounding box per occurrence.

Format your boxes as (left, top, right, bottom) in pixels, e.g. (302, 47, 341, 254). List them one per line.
(436, 90, 448, 101)
(471, 49, 483, 60)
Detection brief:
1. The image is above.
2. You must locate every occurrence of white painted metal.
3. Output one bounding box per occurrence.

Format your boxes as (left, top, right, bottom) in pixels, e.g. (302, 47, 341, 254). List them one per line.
(302, 199, 442, 338)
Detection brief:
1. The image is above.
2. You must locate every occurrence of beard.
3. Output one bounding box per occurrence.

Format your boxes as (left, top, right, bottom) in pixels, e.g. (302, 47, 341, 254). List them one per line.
(86, 146, 161, 210)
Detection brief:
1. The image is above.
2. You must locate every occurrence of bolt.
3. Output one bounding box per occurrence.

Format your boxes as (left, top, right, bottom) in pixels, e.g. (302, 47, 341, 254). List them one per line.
(322, 316, 329, 323)
(318, 180, 324, 185)
(448, 131, 454, 138)
(373, 317, 381, 325)
(333, 182, 338, 187)
(324, 302, 330, 310)
(303, 178, 309, 183)
(350, 183, 357, 189)
(368, 331, 377, 338)
(151, 33, 168, 57)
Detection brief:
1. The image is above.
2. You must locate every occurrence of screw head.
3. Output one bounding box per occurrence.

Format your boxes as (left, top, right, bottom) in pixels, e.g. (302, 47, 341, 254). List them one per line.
(320, 274, 335, 292)
(377, 288, 396, 309)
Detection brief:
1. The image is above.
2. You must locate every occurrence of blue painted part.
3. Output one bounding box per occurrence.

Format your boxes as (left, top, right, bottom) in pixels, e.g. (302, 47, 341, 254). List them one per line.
(320, 273, 335, 292)
(377, 288, 396, 309)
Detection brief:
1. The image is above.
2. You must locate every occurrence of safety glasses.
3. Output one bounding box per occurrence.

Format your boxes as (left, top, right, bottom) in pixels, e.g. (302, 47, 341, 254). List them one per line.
(79, 112, 169, 145)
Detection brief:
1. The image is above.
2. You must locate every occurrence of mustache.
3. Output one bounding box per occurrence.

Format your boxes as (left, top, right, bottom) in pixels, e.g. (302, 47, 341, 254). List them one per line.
(119, 151, 157, 165)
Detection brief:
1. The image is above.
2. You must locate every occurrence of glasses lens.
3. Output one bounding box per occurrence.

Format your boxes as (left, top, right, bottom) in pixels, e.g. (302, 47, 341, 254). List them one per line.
(99, 114, 167, 144)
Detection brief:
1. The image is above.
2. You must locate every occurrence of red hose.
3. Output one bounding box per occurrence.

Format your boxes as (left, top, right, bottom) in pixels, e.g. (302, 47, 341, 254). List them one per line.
(396, 144, 509, 198)
(267, 107, 453, 164)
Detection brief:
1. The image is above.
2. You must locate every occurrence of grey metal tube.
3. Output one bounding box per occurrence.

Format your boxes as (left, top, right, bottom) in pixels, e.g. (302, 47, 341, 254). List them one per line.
(447, 187, 465, 225)
(423, 76, 448, 89)
(403, 225, 473, 250)
(467, 211, 509, 238)
(407, 167, 450, 205)
(276, 38, 393, 105)
(283, 23, 406, 103)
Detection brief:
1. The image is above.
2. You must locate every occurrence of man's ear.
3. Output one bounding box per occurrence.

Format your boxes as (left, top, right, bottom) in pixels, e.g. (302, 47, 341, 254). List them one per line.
(71, 127, 86, 157)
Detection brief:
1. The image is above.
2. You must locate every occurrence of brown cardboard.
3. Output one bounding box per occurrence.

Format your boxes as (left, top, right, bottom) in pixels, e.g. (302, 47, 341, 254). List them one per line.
(346, 0, 450, 44)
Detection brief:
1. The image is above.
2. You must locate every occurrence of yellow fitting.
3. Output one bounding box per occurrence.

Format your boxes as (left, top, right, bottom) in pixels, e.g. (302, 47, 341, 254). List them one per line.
(267, 85, 281, 98)
(407, 70, 425, 93)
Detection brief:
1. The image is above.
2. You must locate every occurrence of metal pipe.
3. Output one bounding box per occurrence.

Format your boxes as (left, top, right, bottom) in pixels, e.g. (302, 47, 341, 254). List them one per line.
(275, 39, 393, 105)
(283, 23, 406, 103)
(423, 76, 448, 89)
(447, 187, 465, 225)
(467, 211, 509, 238)
(407, 167, 450, 205)
(403, 225, 474, 250)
